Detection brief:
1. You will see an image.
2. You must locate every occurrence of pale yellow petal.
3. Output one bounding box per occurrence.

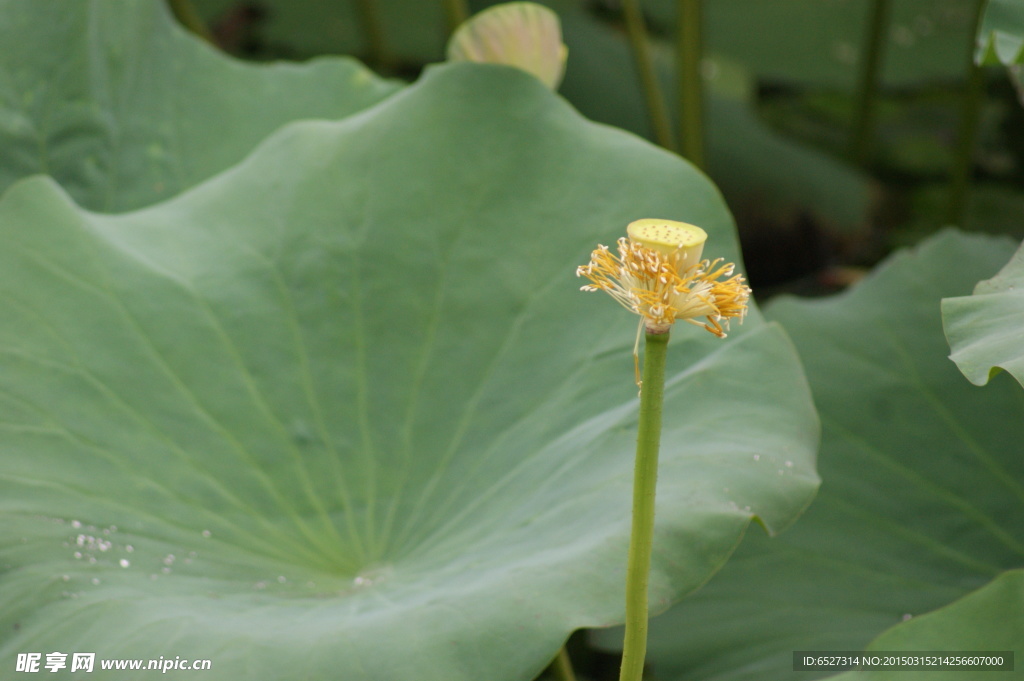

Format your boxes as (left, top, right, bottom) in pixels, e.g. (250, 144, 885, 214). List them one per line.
(446, 2, 568, 90)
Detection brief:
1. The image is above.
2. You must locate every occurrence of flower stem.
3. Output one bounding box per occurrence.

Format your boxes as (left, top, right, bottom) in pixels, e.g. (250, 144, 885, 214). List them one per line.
(442, 0, 470, 35)
(619, 331, 670, 681)
(621, 0, 677, 151)
(848, 0, 890, 165)
(354, 0, 387, 69)
(676, 0, 704, 170)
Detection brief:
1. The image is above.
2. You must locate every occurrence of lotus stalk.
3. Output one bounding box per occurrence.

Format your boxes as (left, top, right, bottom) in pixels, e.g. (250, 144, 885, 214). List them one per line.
(621, 0, 676, 151)
(848, 0, 891, 165)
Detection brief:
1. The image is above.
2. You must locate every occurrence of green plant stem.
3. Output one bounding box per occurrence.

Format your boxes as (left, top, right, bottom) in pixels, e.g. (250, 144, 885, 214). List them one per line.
(621, 0, 677, 151)
(847, 0, 888, 164)
(167, 0, 214, 44)
(946, 0, 988, 226)
(848, 0, 890, 165)
(676, 0, 704, 169)
(442, 0, 470, 35)
(550, 646, 577, 681)
(619, 331, 670, 681)
(354, 0, 387, 69)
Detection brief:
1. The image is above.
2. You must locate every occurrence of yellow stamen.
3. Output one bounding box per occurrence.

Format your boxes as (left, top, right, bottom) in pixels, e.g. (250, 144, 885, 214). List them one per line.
(576, 225, 750, 338)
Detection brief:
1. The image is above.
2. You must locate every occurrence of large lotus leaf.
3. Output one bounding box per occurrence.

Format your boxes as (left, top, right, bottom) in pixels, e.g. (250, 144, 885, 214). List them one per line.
(943, 238, 1024, 388)
(592, 230, 1023, 680)
(0, 64, 818, 680)
(978, 0, 1024, 66)
(0, 0, 400, 213)
(643, 0, 977, 89)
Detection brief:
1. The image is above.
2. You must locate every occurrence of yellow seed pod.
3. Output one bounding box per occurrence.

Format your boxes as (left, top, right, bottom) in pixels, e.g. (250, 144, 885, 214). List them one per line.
(446, 2, 568, 90)
(626, 218, 707, 273)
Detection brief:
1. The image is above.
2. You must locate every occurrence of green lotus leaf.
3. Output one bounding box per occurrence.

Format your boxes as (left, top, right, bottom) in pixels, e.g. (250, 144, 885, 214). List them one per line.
(0, 63, 817, 680)
(828, 570, 1024, 681)
(943, 239, 1024, 388)
(592, 230, 1023, 681)
(977, 0, 1024, 66)
(0, 0, 400, 213)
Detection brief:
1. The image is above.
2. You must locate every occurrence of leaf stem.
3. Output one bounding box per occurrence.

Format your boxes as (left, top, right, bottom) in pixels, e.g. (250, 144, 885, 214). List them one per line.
(550, 646, 578, 681)
(621, 0, 677, 151)
(354, 0, 387, 69)
(946, 0, 988, 226)
(442, 0, 470, 35)
(618, 331, 670, 681)
(676, 0, 704, 169)
(848, 0, 890, 165)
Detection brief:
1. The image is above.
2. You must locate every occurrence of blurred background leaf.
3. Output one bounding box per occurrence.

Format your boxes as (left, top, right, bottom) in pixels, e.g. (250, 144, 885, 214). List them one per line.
(944, 238, 1024, 388)
(977, 0, 1024, 66)
(0, 0, 400, 212)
